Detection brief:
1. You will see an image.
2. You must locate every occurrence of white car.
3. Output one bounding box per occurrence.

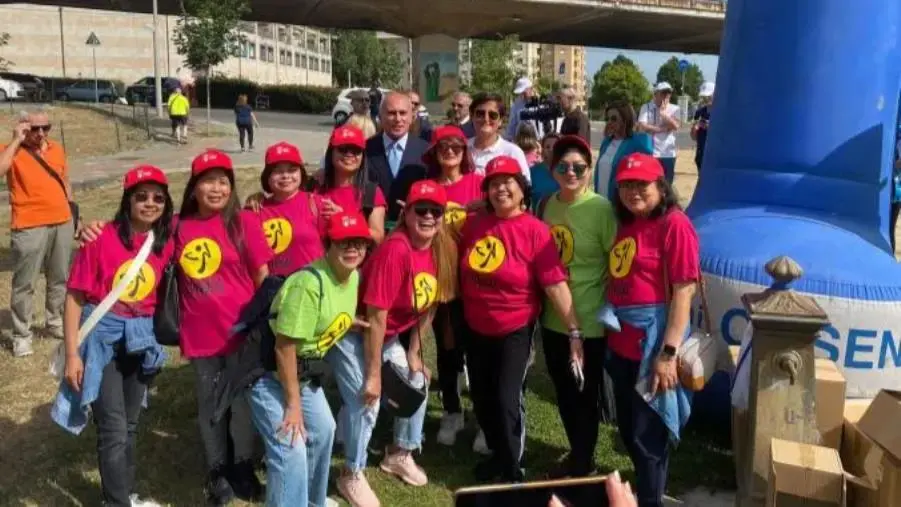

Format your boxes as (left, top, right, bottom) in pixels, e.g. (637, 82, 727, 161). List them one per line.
(331, 87, 390, 125)
(0, 77, 25, 102)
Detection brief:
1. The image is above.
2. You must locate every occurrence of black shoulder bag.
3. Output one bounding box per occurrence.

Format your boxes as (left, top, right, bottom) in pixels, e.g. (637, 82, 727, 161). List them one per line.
(22, 147, 79, 226)
(154, 221, 182, 346)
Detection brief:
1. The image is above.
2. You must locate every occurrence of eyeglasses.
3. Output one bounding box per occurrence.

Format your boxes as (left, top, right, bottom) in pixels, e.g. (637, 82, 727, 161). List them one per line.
(412, 203, 444, 218)
(411, 102, 421, 107)
(607, 114, 620, 122)
(30, 124, 52, 133)
(554, 162, 590, 177)
(133, 191, 166, 204)
(335, 238, 369, 251)
(474, 109, 500, 121)
(437, 142, 464, 154)
(335, 145, 363, 156)
(451, 102, 466, 109)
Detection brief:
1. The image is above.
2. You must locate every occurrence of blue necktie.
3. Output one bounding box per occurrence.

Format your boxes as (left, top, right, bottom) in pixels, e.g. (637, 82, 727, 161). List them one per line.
(388, 142, 401, 177)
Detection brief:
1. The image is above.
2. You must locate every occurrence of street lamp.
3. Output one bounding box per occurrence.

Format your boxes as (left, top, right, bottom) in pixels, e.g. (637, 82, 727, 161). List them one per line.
(152, 0, 163, 118)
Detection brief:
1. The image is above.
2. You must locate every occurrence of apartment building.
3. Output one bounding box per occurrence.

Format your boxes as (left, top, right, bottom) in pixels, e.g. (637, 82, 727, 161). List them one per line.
(539, 44, 587, 105)
(0, 4, 333, 87)
(513, 42, 541, 80)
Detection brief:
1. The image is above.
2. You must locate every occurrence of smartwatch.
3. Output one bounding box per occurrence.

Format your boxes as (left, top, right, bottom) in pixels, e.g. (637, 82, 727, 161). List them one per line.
(660, 344, 677, 360)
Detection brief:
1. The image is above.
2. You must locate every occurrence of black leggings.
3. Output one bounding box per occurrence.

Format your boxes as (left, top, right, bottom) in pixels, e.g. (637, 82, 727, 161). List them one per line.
(434, 300, 466, 414)
(237, 124, 254, 149)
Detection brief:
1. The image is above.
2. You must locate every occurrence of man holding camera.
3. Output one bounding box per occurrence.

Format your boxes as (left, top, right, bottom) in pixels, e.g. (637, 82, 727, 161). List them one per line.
(637, 82, 681, 183)
(558, 86, 590, 143)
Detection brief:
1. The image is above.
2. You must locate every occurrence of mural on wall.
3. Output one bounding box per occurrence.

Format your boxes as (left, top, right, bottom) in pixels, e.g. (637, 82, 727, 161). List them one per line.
(419, 51, 458, 102)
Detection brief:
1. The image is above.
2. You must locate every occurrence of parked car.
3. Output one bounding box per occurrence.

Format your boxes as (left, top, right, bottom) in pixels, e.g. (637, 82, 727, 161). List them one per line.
(55, 80, 120, 103)
(0, 72, 45, 101)
(125, 76, 179, 106)
(0, 76, 25, 102)
(331, 87, 390, 125)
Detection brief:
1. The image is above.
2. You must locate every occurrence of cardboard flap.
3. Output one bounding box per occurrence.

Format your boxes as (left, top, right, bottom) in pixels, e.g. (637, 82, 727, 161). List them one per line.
(858, 390, 901, 461)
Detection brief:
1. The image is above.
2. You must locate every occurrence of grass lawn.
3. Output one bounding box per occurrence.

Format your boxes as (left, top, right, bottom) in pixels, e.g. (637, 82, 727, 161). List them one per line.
(0, 158, 731, 506)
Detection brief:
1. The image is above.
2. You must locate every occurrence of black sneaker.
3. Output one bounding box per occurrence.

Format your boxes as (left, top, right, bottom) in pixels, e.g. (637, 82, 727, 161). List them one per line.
(205, 466, 235, 506)
(474, 456, 503, 482)
(229, 459, 263, 502)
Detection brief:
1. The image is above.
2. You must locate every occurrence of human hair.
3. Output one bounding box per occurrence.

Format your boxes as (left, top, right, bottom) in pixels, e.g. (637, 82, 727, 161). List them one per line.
(484, 173, 532, 213)
(611, 177, 681, 224)
(113, 184, 174, 256)
(605, 101, 637, 138)
(322, 146, 370, 203)
(179, 170, 245, 251)
(236, 94, 248, 106)
(392, 216, 459, 303)
(514, 122, 541, 155)
(423, 138, 475, 179)
(470, 92, 507, 119)
(346, 114, 377, 139)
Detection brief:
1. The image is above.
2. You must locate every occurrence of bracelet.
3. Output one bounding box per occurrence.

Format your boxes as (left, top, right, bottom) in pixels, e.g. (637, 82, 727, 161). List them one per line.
(568, 328, 583, 340)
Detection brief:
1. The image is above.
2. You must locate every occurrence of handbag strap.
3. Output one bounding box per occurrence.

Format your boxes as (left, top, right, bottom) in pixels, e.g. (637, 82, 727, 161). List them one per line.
(23, 146, 70, 199)
(76, 231, 155, 346)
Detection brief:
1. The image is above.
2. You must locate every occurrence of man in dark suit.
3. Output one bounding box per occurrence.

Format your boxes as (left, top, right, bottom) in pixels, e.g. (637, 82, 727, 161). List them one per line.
(450, 91, 476, 138)
(365, 91, 429, 223)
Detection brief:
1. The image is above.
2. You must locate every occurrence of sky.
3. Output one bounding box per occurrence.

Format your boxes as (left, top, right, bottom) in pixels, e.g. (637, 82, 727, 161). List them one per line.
(586, 47, 719, 85)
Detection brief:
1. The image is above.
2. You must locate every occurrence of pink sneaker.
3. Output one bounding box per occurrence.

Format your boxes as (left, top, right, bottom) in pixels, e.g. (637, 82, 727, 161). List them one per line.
(379, 448, 428, 486)
(337, 471, 380, 507)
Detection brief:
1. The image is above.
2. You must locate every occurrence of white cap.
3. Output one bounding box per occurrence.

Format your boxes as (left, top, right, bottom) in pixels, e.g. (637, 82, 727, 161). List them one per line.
(513, 77, 533, 95)
(653, 82, 673, 93)
(699, 81, 716, 97)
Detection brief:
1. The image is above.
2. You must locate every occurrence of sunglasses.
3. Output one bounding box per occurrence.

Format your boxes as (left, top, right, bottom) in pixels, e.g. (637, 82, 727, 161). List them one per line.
(335, 238, 369, 251)
(451, 102, 466, 109)
(412, 203, 445, 218)
(30, 124, 52, 133)
(607, 114, 620, 122)
(335, 145, 363, 156)
(474, 109, 500, 121)
(133, 191, 166, 204)
(437, 142, 464, 154)
(412, 102, 421, 107)
(554, 162, 590, 177)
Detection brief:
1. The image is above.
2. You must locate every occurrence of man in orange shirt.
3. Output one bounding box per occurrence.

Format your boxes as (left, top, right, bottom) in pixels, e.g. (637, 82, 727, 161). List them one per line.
(0, 110, 75, 357)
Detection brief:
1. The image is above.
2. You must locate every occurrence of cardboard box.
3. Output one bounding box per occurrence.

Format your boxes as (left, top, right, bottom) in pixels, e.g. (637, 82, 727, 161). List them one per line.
(858, 390, 901, 459)
(844, 392, 901, 506)
(767, 438, 845, 506)
(814, 359, 846, 450)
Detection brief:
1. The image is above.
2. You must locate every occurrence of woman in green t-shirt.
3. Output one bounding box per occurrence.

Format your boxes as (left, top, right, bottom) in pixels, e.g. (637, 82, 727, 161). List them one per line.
(537, 135, 619, 478)
(246, 211, 372, 507)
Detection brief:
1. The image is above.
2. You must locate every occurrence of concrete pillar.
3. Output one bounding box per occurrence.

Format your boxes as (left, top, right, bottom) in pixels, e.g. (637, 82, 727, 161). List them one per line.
(411, 34, 460, 116)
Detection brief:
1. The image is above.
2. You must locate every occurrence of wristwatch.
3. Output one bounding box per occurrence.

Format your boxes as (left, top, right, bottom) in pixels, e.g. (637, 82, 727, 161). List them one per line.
(568, 328, 583, 341)
(660, 344, 677, 361)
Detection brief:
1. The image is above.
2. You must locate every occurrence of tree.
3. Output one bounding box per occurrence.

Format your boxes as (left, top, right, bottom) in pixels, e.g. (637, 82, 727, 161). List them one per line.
(589, 54, 652, 113)
(655, 56, 704, 99)
(467, 36, 520, 102)
(173, 0, 250, 128)
(0, 32, 12, 71)
(331, 30, 403, 89)
(534, 75, 562, 95)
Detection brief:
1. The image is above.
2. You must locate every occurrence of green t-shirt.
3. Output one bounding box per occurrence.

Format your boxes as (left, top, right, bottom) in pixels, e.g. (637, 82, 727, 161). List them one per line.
(270, 258, 359, 358)
(540, 190, 617, 338)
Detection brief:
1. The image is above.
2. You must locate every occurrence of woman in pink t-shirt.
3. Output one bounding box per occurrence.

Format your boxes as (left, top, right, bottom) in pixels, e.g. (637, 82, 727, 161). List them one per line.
(317, 125, 387, 243)
(176, 150, 273, 504)
(422, 124, 484, 448)
(246, 141, 327, 276)
(458, 155, 579, 483)
(325, 180, 457, 506)
(58, 165, 174, 507)
(604, 153, 699, 507)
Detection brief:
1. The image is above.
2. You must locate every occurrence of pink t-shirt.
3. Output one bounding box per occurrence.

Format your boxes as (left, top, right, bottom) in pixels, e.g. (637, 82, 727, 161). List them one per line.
(525, 150, 541, 167)
(459, 212, 567, 336)
(360, 231, 437, 338)
(175, 211, 274, 358)
(440, 172, 484, 233)
(258, 191, 326, 276)
(68, 223, 174, 318)
(607, 209, 700, 360)
(317, 184, 386, 214)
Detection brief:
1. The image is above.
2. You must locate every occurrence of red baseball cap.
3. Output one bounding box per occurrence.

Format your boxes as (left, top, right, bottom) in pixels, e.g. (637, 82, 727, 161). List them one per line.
(265, 142, 303, 167)
(406, 179, 448, 207)
(484, 155, 522, 181)
(329, 125, 366, 149)
(552, 135, 593, 167)
(327, 211, 372, 241)
(615, 153, 664, 183)
(429, 125, 466, 147)
(123, 165, 167, 190)
(191, 149, 233, 176)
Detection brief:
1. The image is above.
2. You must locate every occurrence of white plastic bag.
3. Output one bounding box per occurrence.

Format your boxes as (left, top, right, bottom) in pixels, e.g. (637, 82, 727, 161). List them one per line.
(730, 322, 754, 411)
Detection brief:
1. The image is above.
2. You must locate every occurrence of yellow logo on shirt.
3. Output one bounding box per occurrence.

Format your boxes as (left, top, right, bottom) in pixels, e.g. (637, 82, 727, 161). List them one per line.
(317, 312, 352, 352)
(179, 238, 223, 280)
(112, 260, 156, 303)
(550, 225, 575, 266)
(444, 201, 467, 232)
(263, 218, 293, 254)
(610, 237, 637, 279)
(468, 235, 506, 274)
(413, 272, 438, 312)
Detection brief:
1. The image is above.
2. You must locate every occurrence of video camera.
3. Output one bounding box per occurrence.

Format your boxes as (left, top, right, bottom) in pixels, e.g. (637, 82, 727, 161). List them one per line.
(518, 94, 564, 136)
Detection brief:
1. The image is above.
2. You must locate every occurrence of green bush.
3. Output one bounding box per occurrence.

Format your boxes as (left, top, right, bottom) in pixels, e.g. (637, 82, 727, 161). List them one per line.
(194, 76, 339, 114)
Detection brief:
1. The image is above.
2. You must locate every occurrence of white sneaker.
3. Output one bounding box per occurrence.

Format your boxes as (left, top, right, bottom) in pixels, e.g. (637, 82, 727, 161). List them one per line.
(472, 429, 491, 455)
(12, 338, 33, 358)
(325, 498, 340, 507)
(436, 412, 465, 446)
(458, 368, 469, 393)
(130, 494, 162, 507)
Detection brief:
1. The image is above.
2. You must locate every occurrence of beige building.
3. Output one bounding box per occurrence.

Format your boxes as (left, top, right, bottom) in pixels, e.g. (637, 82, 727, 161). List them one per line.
(514, 42, 541, 80)
(539, 44, 587, 105)
(0, 4, 333, 87)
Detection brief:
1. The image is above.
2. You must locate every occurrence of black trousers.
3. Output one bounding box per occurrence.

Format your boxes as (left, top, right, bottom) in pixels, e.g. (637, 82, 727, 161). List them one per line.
(434, 300, 466, 414)
(542, 329, 616, 475)
(193, 354, 255, 474)
(92, 351, 150, 507)
(465, 323, 533, 478)
(891, 202, 901, 253)
(237, 123, 254, 149)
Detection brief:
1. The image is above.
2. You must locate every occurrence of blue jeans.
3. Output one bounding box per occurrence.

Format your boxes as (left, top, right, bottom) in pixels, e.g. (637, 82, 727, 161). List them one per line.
(247, 373, 336, 507)
(326, 331, 427, 473)
(657, 157, 676, 184)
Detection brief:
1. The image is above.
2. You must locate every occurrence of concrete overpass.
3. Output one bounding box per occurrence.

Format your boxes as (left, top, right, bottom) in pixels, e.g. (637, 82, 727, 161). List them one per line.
(4, 0, 726, 54)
